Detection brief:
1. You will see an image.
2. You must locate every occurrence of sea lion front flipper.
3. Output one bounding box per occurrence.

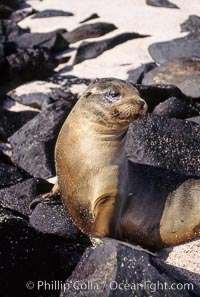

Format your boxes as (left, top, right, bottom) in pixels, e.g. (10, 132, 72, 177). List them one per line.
(30, 181, 60, 210)
(91, 194, 118, 238)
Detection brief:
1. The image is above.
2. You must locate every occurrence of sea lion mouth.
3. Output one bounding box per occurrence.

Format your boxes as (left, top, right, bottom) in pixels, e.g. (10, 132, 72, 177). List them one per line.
(111, 103, 146, 122)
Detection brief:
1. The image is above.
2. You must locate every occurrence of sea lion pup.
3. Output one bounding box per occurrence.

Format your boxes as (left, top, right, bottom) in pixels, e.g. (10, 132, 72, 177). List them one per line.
(55, 78, 146, 236)
(55, 78, 200, 249)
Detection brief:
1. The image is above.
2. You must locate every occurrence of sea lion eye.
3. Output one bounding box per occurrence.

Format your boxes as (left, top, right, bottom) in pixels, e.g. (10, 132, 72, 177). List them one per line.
(105, 91, 121, 103)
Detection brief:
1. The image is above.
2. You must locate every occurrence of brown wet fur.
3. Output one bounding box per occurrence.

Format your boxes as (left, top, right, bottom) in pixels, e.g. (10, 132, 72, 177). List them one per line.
(55, 78, 200, 250)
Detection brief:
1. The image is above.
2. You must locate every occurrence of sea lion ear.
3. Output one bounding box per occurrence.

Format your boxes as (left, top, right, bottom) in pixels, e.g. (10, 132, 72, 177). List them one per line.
(91, 78, 102, 87)
(85, 91, 92, 98)
(85, 78, 100, 95)
(87, 78, 99, 90)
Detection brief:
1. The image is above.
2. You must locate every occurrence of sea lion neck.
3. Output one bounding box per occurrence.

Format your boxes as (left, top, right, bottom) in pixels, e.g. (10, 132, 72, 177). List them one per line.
(92, 122, 128, 143)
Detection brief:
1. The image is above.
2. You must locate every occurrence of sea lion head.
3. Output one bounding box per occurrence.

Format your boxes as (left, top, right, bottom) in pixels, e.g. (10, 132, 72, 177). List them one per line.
(80, 78, 147, 129)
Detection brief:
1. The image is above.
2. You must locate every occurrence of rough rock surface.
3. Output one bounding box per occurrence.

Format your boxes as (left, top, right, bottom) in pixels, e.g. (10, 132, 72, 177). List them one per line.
(0, 19, 28, 43)
(30, 199, 83, 239)
(49, 74, 91, 91)
(158, 239, 200, 292)
(11, 31, 69, 53)
(153, 97, 188, 119)
(126, 114, 200, 176)
(2, 0, 23, 9)
(9, 101, 75, 179)
(5, 48, 58, 84)
(0, 43, 5, 68)
(74, 32, 149, 64)
(146, 0, 179, 9)
(60, 238, 195, 297)
(181, 15, 200, 33)
(134, 84, 187, 112)
(0, 20, 59, 86)
(8, 80, 75, 109)
(0, 178, 52, 215)
(148, 34, 200, 64)
(80, 13, 99, 24)
(0, 206, 87, 297)
(0, 4, 14, 19)
(127, 62, 157, 84)
(142, 57, 200, 98)
(0, 108, 38, 141)
(188, 116, 200, 125)
(0, 152, 29, 190)
(32, 9, 74, 18)
(11, 8, 37, 23)
(63, 22, 117, 44)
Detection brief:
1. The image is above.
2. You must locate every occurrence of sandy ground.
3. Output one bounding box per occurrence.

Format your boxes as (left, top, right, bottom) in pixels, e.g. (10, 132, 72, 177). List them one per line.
(21, 0, 200, 79)
(158, 239, 200, 286)
(17, 0, 200, 285)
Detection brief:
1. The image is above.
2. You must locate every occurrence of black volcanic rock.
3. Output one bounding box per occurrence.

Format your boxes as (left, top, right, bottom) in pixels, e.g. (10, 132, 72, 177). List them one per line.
(80, 13, 99, 24)
(146, 0, 179, 9)
(8, 80, 76, 109)
(10, 31, 69, 53)
(3, 0, 24, 9)
(32, 9, 74, 18)
(0, 23, 60, 86)
(48, 74, 91, 90)
(5, 48, 58, 84)
(127, 62, 157, 84)
(188, 116, 200, 125)
(0, 178, 52, 215)
(153, 97, 188, 118)
(134, 84, 187, 112)
(61, 238, 194, 297)
(30, 198, 82, 239)
(142, 57, 200, 98)
(148, 33, 200, 64)
(0, 4, 14, 19)
(9, 100, 75, 179)
(0, 207, 51, 297)
(74, 32, 149, 64)
(126, 114, 200, 176)
(11, 8, 37, 23)
(0, 43, 5, 67)
(0, 153, 29, 189)
(50, 240, 89, 285)
(63, 22, 117, 43)
(0, 108, 38, 141)
(0, 206, 87, 297)
(181, 15, 200, 33)
(0, 19, 28, 43)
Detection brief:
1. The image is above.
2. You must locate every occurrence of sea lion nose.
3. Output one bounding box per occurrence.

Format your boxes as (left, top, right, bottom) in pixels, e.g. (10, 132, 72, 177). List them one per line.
(139, 100, 146, 109)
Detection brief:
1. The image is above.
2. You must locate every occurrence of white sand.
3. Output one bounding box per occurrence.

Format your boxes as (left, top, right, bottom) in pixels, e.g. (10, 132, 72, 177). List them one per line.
(21, 0, 200, 79)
